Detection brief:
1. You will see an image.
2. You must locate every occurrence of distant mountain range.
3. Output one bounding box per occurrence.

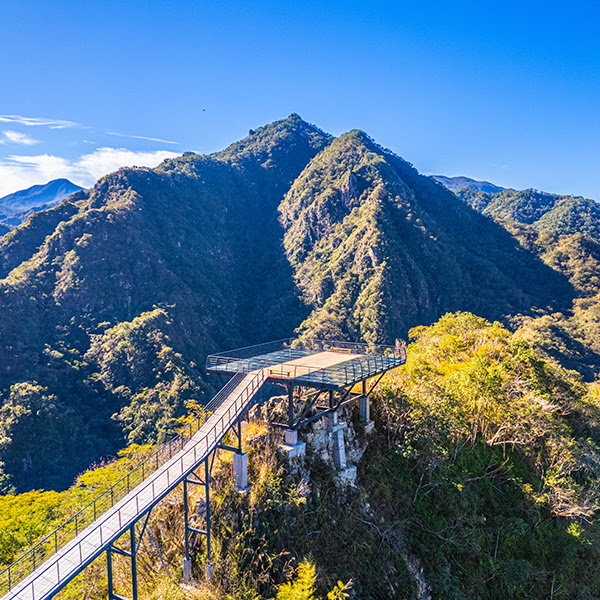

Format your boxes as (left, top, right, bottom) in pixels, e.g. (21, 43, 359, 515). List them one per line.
(0, 178, 83, 232)
(432, 174, 508, 194)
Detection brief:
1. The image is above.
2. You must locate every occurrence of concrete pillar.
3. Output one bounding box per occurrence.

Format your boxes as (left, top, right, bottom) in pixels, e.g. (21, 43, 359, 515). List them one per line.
(233, 451, 249, 491)
(360, 380, 374, 433)
(205, 562, 214, 582)
(328, 412, 347, 469)
(359, 395, 370, 422)
(281, 428, 306, 458)
(183, 558, 192, 581)
(284, 429, 298, 445)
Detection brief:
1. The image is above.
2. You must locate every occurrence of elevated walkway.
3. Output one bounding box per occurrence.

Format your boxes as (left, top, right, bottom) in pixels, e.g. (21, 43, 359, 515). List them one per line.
(0, 339, 406, 599)
(1, 370, 266, 600)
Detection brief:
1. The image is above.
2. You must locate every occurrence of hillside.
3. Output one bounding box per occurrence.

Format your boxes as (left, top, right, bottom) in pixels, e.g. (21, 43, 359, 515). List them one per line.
(0, 115, 331, 491)
(0, 178, 83, 232)
(0, 115, 599, 493)
(281, 132, 572, 343)
(456, 187, 600, 240)
(4, 314, 600, 600)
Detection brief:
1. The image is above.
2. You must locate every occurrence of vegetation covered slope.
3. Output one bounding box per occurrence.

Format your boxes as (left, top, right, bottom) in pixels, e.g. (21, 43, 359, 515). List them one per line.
(0, 115, 331, 492)
(5, 313, 600, 600)
(1, 114, 600, 493)
(456, 187, 600, 241)
(280, 131, 573, 343)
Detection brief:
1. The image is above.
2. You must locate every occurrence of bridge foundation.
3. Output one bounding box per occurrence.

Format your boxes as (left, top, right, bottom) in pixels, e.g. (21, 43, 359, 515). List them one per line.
(233, 451, 250, 491)
(328, 412, 347, 469)
(280, 428, 306, 458)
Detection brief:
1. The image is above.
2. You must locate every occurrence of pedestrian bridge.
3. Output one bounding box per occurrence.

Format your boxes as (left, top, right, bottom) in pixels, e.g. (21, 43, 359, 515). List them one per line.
(0, 339, 405, 600)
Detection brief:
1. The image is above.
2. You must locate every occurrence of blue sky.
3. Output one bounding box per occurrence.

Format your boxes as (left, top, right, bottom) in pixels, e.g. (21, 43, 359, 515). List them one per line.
(1, 0, 599, 199)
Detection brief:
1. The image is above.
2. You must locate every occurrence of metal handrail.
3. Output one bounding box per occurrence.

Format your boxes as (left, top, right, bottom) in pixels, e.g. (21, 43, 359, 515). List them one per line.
(205, 338, 407, 374)
(207, 352, 407, 387)
(0, 369, 265, 597)
(208, 338, 293, 360)
(1, 338, 408, 597)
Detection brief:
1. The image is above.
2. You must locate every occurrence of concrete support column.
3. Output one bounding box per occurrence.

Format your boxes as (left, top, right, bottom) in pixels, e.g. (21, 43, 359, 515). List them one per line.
(233, 452, 249, 491)
(359, 395, 370, 422)
(360, 380, 374, 434)
(328, 412, 347, 469)
(183, 558, 192, 582)
(281, 428, 306, 458)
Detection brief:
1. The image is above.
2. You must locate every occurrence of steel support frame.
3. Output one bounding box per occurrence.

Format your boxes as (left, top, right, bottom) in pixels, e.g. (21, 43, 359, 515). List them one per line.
(106, 512, 149, 600)
(270, 371, 387, 431)
(183, 454, 215, 576)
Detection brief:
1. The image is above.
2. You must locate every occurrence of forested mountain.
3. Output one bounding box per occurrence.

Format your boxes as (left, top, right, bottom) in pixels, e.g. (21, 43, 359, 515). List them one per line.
(0, 178, 83, 232)
(432, 174, 507, 193)
(456, 187, 600, 240)
(0, 114, 599, 493)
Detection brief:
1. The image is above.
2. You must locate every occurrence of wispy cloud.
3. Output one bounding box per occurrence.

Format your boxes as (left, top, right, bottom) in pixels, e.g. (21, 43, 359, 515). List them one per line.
(106, 131, 179, 145)
(1, 130, 39, 145)
(0, 148, 180, 197)
(0, 114, 77, 129)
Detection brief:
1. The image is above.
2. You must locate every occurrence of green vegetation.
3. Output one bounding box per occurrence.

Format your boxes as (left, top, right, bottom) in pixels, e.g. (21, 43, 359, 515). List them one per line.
(368, 312, 600, 598)
(280, 130, 572, 343)
(0, 445, 151, 568)
(5, 313, 600, 599)
(456, 187, 600, 241)
(1, 113, 600, 498)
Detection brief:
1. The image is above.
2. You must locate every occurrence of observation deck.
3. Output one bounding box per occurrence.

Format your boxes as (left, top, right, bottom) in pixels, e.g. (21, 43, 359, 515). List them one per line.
(206, 338, 406, 391)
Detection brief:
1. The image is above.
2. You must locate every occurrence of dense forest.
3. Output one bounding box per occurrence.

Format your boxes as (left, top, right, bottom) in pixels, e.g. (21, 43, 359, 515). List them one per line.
(1, 114, 599, 493)
(2, 114, 600, 597)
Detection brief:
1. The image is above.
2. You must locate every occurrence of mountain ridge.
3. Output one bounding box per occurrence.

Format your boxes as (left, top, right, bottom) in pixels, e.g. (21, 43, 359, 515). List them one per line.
(433, 174, 508, 193)
(0, 114, 598, 492)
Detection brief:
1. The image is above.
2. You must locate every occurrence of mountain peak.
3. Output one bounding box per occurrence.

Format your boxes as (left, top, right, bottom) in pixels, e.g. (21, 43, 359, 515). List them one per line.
(0, 178, 83, 232)
(433, 175, 507, 194)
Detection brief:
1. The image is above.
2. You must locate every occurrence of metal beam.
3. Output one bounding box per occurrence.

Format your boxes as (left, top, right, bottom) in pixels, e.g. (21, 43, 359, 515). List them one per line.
(292, 389, 326, 429)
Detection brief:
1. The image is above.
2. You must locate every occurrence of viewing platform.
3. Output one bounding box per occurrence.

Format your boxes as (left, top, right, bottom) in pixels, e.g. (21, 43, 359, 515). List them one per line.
(206, 338, 406, 391)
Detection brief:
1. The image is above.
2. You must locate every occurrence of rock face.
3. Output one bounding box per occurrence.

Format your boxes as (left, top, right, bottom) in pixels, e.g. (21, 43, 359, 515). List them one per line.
(250, 395, 368, 474)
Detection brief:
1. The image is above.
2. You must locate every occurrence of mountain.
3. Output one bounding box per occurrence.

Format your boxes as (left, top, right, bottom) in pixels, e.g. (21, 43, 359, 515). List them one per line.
(0, 178, 83, 232)
(0, 114, 598, 493)
(281, 131, 572, 343)
(0, 115, 331, 491)
(432, 174, 507, 193)
(456, 187, 600, 240)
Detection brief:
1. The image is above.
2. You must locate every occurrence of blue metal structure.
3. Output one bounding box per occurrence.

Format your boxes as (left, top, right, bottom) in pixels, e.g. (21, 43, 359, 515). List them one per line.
(0, 338, 406, 600)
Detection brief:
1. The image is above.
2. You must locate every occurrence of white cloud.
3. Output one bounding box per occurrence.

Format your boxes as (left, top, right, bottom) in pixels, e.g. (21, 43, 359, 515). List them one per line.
(106, 131, 179, 145)
(0, 114, 77, 129)
(0, 148, 180, 197)
(74, 147, 179, 181)
(1, 130, 39, 145)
